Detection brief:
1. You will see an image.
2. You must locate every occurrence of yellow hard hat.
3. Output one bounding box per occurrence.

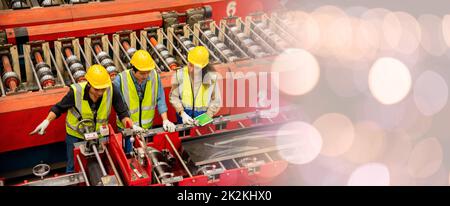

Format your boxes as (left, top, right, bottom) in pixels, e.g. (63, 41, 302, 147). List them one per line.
(85, 64, 112, 89)
(188, 46, 209, 68)
(130, 50, 156, 71)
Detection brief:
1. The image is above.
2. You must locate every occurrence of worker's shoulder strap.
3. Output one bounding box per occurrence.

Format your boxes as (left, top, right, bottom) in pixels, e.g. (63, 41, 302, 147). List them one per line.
(176, 66, 187, 85)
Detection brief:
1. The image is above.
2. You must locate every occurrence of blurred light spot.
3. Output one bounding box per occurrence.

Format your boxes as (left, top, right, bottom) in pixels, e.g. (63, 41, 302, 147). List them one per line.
(347, 163, 390, 186)
(442, 15, 450, 48)
(296, 156, 356, 186)
(355, 97, 408, 129)
(382, 12, 402, 50)
(413, 71, 449, 116)
(311, 5, 348, 56)
(419, 14, 447, 56)
(369, 57, 412, 105)
(387, 12, 422, 54)
(381, 131, 413, 167)
(407, 137, 443, 179)
(271, 48, 320, 96)
(343, 121, 385, 164)
(361, 8, 392, 51)
(313, 113, 355, 157)
(276, 121, 323, 165)
(325, 66, 360, 97)
(288, 11, 321, 51)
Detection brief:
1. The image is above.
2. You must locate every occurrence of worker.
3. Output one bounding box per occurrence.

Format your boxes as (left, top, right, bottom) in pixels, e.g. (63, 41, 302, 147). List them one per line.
(169, 46, 221, 125)
(30, 65, 133, 173)
(113, 50, 176, 154)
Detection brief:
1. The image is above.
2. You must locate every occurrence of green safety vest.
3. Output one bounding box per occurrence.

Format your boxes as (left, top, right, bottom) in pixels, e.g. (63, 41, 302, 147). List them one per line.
(66, 81, 112, 139)
(177, 66, 215, 112)
(117, 69, 158, 129)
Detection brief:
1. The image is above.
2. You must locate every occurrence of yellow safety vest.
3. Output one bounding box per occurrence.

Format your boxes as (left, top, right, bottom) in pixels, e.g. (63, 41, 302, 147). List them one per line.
(117, 69, 158, 129)
(66, 82, 112, 139)
(177, 66, 215, 112)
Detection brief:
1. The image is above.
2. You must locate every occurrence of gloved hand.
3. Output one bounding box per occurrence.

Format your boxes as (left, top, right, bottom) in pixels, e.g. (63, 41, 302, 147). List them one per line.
(163, 120, 176, 132)
(132, 125, 145, 133)
(30, 119, 50, 135)
(180, 111, 195, 125)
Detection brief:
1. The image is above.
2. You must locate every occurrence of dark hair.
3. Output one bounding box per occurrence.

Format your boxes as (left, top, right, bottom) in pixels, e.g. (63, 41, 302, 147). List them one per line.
(202, 64, 214, 79)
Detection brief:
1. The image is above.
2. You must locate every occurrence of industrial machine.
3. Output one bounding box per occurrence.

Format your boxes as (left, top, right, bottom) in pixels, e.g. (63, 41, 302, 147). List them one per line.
(0, 0, 302, 186)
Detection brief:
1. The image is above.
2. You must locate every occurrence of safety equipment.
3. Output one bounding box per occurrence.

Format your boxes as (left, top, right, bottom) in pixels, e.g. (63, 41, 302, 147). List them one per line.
(84, 64, 111, 89)
(66, 82, 112, 139)
(30, 119, 50, 135)
(187, 46, 209, 68)
(133, 125, 145, 133)
(163, 120, 176, 132)
(180, 111, 195, 125)
(130, 50, 156, 71)
(176, 66, 215, 113)
(117, 69, 158, 129)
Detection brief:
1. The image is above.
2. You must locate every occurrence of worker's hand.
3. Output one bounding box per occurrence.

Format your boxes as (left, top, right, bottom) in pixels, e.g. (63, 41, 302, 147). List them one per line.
(163, 120, 176, 132)
(30, 119, 50, 135)
(180, 111, 195, 125)
(124, 118, 133, 129)
(132, 125, 145, 133)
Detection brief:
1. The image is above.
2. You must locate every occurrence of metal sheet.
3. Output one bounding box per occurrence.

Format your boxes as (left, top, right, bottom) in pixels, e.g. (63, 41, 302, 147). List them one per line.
(182, 124, 293, 166)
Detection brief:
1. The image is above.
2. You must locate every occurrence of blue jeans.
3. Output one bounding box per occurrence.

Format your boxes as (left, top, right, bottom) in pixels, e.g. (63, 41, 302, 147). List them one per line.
(65, 134, 82, 173)
(118, 128, 133, 155)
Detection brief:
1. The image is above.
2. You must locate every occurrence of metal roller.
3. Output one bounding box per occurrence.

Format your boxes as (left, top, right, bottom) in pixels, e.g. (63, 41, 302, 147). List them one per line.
(1, 55, 20, 91)
(227, 26, 267, 58)
(9, 0, 28, 9)
(149, 37, 178, 70)
(39, 0, 58, 6)
(64, 48, 86, 82)
(202, 30, 238, 62)
(178, 36, 196, 51)
(94, 44, 117, 78)
(146, 147, 174, 181)
(33, 51, 56, 87)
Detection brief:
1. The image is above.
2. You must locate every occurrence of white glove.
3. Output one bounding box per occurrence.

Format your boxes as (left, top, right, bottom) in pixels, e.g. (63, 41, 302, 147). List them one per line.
(163, 120, 176, 132)
(132, 125, 145, 133)
(180, 111, 195, 125)
(30, 119, 50, 135)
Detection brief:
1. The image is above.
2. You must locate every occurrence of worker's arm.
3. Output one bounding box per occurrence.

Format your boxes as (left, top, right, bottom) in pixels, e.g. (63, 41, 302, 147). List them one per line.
(112, 82, 132, 127)
(169, 72, 184, 115)
(50, 87, 76, 118)
(156, 75, 168, 118)
(30, 88, 75, 135)
(206, 76, 222, 117)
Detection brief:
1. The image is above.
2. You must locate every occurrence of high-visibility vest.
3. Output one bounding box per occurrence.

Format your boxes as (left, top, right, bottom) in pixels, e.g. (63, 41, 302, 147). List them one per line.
(117, 69, 158, 129)
(66, 81, 112, 139)
(176, 66, 215, 113)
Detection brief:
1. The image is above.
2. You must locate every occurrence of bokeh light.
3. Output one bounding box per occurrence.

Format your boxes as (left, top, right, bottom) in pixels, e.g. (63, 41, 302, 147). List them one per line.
(276, 121, 323, 165)
(442, 15, 450, 48)
(313, 113, 355, 157)
(419, 14, 447, 56)
(347, 163, 390, 186)
(271, 48, 320, 96)
(368, 57, 412, 105)
(343, 121, 386, 164)
(407, 137, 443, 179)
(413, 70, 449, 116)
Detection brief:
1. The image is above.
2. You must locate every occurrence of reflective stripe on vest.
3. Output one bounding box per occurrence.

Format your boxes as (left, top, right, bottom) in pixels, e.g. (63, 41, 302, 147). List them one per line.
(66, 82, 112, 139)
(117, 69, 158, 129)
(177, 66, 214, 113)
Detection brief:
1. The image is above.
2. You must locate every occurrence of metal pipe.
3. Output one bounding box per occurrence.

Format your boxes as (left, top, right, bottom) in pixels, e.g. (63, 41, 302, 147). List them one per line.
(56, 48, 76, 84)
(91, 145, 108, 177)
(104, 147, 124, 186)
(76, 155, 90, 186)
(134, 33, 162, 73)
(26, 53, 43, 91)
(1, 55, 19, 91)
(105, 38, 126, 74)
(164, 134, 193, 178)
(48, 47, 68, 86)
